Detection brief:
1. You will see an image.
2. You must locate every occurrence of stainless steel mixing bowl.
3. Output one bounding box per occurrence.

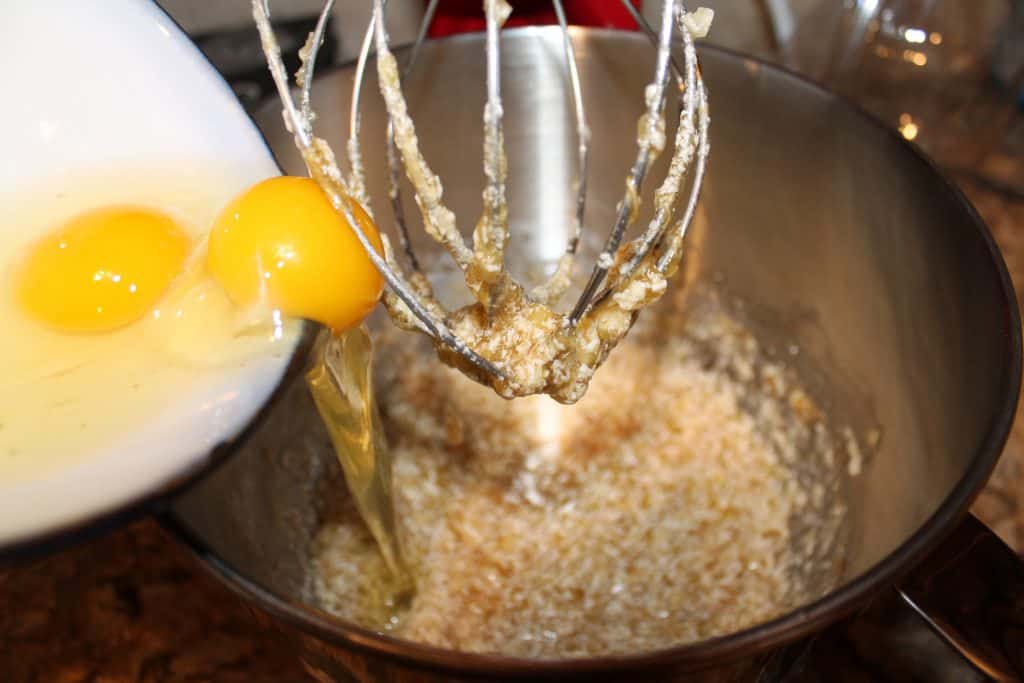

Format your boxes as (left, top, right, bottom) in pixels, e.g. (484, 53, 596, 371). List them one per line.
(164, 29, 1023, 681)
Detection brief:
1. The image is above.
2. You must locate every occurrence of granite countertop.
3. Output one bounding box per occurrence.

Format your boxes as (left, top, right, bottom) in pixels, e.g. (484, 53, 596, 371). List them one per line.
(0, 522, 305, 683)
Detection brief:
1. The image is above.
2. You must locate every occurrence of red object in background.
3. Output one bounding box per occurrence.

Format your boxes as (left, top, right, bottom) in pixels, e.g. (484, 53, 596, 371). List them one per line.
(427, 0, 642, 37)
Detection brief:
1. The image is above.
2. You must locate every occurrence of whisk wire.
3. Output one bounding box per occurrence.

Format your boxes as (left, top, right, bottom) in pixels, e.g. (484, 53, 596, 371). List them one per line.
(473, 0, 511, 292)
(616, 1, 703, 283)
(297, 0, 334, 131)
(567, 0, 678, 324)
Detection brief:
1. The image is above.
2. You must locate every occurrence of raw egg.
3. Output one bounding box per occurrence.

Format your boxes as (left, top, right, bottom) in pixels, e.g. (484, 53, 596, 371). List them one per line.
(0, 170, 303, 490)
(1, 171, 384, 493)
(16, 206, 190, 333)
(207, 176, 384, 332)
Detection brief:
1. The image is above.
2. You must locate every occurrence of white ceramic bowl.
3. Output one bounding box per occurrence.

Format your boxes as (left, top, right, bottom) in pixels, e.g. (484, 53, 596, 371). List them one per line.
(0, 0, 302, 556)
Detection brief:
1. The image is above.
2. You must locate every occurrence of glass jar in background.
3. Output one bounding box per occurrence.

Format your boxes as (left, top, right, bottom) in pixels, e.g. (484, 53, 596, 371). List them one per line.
(787, 0, 1023, 193)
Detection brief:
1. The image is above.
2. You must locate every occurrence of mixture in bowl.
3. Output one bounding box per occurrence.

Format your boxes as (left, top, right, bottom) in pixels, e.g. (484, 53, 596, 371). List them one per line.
(312, 293, 858, 657)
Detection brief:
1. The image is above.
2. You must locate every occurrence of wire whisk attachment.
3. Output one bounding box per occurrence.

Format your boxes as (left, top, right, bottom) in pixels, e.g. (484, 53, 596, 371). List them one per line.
(252, 0, 712, 404)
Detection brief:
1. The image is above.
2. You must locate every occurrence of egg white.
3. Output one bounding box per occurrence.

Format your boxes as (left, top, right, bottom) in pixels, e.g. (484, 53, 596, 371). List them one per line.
(0, 167, 302, 485)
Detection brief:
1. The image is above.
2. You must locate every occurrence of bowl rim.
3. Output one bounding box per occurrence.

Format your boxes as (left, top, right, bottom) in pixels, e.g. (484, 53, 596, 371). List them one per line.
(163, 30, 1022, 676)
(0, 0, 316, 565)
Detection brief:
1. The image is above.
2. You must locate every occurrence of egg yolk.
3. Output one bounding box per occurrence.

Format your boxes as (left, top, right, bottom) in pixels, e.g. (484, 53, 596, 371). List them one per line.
(15, 207, 190, 333)
(207, 176, 384, 332)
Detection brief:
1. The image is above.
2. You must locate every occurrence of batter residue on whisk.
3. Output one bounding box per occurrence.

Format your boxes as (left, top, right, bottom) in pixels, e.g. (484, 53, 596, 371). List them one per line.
(252, 0, 713, 404)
